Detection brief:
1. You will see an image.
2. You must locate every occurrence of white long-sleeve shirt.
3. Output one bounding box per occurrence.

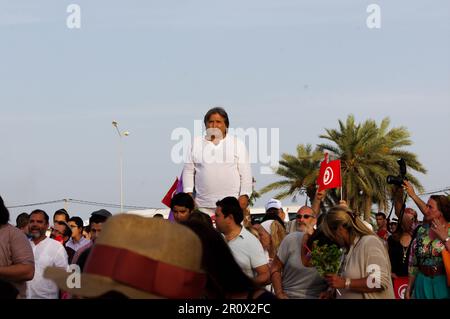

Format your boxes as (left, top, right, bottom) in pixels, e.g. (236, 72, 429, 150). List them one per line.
(183, 134, 252, 208)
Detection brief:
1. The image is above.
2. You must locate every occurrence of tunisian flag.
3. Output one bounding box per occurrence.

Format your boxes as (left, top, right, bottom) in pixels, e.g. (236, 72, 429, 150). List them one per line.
(161, 177, 179, 208)
(162, 174, 184, 221)
(317, 153, 342, 191)
(393, 277, 409, 299)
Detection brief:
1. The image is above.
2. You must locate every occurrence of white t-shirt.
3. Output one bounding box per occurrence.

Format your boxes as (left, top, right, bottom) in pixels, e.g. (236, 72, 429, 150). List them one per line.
(227, 227, 268, 279)
(183, 135, 252, 208)
(27, 237, 68, 299)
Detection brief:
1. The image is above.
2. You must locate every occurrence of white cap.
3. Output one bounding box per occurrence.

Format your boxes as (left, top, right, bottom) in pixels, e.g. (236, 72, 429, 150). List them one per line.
(265, 198, 282, 211)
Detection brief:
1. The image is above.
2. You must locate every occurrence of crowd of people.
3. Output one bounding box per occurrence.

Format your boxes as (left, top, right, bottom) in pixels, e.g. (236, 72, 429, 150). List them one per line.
(0, 107, 449, 299)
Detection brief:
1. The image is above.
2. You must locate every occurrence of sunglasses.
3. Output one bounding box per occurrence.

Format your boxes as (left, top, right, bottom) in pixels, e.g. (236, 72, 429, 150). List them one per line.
(296, 214, 315, 219)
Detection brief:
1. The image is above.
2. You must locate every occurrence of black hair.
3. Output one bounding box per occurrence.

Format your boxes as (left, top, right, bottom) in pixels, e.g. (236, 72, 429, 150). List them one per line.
(89, 214, 109, 226)
(188, 210, 214, 229)
(69, 216, 83, 229)
(216, 197, 243, 225)
(181, 220, 256, 298)
(265, 207, 280, 215)
(30, 209, 49, 224)
(170, 192, 195, 211)
(55, 221, 73, 238)
(0, 196, 10, 225)
(16, 212, 29, 228)
(306, 226, 337, 251)
(261, 210, 286, 230)
(203, 107, 230, 128)
(375, 212, 387, 219)
(153, 213, 164, 218)
(53, 209, 70, 222)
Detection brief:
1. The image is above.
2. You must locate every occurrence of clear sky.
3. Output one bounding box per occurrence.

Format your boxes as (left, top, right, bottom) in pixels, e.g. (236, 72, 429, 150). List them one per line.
(1, 1, 449, 222)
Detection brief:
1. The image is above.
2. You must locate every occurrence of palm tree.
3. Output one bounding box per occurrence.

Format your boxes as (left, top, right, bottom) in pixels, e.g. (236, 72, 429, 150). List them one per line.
(249, 177, 261, 207)
(318, 115, 426, 220)
(259, 144, 338, 212)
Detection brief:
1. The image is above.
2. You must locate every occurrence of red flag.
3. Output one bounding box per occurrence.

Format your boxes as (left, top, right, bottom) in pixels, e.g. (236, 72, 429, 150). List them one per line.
(161, 178, 179, 208)
(393, 277, 409, 299)
(317, 153, 341, 191)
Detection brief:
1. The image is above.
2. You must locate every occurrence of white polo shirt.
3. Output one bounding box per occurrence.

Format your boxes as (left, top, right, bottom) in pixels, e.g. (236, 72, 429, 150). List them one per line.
(227, 226, 268, 279)
(27, 237, 68, 299)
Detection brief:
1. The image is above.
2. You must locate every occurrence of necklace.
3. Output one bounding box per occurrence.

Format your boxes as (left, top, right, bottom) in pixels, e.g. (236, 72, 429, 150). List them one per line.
(399, 233, 411, 264)
(301, 234, 312, 267)
(402, 246, 409, 264)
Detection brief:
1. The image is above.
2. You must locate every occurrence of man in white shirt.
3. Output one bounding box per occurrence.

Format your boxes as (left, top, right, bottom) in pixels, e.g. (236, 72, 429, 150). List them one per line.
(183, 107, 252, 216)
(27, 209, 68, 299)
(214, 197, 270, 287)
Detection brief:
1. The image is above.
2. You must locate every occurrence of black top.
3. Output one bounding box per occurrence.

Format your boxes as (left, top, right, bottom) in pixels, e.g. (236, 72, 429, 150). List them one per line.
(65, 246, 76, 264)
(387, 235, 409, 277)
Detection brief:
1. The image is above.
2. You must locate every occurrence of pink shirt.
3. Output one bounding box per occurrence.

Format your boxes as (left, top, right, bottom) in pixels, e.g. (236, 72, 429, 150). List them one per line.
(0, 224, 34, 298)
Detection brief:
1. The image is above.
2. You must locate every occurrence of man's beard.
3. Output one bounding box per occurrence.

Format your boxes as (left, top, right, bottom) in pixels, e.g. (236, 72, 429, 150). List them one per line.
(30, 229, 44, 239)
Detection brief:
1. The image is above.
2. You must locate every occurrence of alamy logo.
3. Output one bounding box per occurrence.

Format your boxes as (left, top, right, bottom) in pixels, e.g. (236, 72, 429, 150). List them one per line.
(66, 264, 81, 289)
(170, 120, 280, 175)
(366, 4, 381, 29)
(66, 4, 81, 29)
(366, 264, 381, 289)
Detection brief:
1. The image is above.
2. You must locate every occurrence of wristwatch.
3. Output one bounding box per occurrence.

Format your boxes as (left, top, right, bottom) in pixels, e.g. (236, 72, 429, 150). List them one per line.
(344, 278, 351, 289)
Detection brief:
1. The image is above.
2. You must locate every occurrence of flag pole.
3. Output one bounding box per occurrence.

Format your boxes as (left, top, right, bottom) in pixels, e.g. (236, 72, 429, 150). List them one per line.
(340, 161, 343, 202)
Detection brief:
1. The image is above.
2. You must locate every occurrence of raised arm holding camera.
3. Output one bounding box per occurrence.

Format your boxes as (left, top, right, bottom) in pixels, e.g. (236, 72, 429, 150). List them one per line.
(403, 180, 428, 217)
(403, 182, 450, 299)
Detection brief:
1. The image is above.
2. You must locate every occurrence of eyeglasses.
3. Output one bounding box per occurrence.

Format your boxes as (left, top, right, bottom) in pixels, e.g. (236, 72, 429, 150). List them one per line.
(296, 214, 315, 219)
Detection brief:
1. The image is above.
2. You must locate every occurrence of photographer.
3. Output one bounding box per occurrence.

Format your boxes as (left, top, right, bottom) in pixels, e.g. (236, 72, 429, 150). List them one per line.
(388, 182, 420, 284)
(403, 181, 450, 299)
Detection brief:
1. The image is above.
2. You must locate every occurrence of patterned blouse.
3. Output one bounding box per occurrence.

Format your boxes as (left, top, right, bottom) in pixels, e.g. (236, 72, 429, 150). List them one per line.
(408, 223, 450, 276)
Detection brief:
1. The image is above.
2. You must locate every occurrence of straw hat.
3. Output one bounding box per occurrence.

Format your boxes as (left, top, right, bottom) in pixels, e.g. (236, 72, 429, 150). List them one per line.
(44, 214, 206, 299)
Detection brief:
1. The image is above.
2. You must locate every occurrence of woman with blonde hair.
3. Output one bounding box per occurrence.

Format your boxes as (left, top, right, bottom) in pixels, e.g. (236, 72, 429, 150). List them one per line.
(321, 205, 395, 299)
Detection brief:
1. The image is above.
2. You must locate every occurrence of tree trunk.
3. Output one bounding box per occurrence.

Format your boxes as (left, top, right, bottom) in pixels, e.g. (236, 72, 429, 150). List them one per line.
(306, 186, 315, 208)
(364, 196, 372, 221)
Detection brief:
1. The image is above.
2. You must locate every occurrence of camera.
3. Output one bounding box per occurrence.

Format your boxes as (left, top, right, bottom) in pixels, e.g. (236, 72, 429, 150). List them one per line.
(387, 158, 407, 186)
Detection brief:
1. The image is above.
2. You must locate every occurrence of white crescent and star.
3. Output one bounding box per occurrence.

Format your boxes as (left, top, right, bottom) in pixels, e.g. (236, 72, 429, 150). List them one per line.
(323, 167, 334, 185)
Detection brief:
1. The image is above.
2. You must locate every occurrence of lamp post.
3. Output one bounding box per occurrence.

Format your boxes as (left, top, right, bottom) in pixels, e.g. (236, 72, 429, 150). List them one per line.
(112, 121, 130, 213)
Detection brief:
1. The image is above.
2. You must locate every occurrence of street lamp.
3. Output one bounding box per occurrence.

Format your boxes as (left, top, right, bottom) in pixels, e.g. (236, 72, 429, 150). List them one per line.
(112, 121, 130, 213)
